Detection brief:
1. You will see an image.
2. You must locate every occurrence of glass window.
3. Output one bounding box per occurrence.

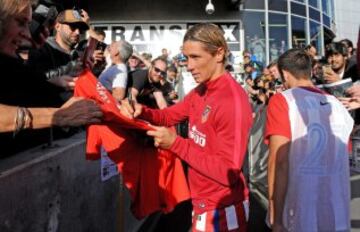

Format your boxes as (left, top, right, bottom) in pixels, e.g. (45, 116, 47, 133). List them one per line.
(292, 0, 304, 3)
(309, 7, 321, 22)
(291, 2, 306, 16)
(322, 0, 334, 17)
(243, 0, 264, 10)
(242, 11, 266, 64)
(268, 0, 287, 12)
(308, 0, 319, 8)
(269, 13, 288, 61)
(291, 16, 307, 48)
(322, 0, 330, 15)
(323, 14, 330, 27)
(310, 21, 322, 55)
(330, 0, 335, 19)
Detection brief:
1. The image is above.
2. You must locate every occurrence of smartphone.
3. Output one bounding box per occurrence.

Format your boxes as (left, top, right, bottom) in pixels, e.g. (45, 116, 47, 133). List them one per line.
(82, 37, 98, 68)
(96, 41, 108, 52)
(322, 64, 332, 74)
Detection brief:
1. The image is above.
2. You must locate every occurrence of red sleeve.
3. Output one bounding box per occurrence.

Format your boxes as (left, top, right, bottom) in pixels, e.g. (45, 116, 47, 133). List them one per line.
(264, 93, 291, 144)
(140, 93, 192, 126)
(168, 89, 253, 186)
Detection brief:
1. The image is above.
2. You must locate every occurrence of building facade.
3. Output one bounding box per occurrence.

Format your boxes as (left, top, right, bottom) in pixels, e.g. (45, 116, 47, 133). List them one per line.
(333, 0, 360, 45)
(240, 0, 335, 64)
(87, 0, 336, 65)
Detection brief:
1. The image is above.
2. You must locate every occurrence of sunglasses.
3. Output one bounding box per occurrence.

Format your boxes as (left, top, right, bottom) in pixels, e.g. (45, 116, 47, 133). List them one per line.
(65, 23, 86, 33)
(153, 67, 167, 77)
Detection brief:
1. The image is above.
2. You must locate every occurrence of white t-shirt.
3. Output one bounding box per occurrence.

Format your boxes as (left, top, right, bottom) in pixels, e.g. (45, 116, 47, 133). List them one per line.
(99, 63, 128, 91)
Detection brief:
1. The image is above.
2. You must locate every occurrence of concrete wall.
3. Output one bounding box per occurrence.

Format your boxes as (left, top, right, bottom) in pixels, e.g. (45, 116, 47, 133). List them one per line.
(0, 133, 141, 232)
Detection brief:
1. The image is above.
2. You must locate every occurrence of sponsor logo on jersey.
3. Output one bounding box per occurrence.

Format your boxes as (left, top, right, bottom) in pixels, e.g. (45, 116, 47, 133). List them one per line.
(189, 125, 206, 147)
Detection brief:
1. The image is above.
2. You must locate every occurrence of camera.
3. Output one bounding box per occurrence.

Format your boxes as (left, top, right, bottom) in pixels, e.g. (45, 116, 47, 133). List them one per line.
(30, 4, 58, 43)
(205, 2, 215, 14)
(322, 64, 332, 74)
(96, 41, 108, 52)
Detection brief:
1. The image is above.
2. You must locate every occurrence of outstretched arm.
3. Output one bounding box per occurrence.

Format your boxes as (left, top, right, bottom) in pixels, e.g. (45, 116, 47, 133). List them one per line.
(0, 97, 102, 133)
(268, 135, 290, 230)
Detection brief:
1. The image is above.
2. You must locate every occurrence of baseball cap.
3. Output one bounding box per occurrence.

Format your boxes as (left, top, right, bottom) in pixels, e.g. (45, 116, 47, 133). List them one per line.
(56, 10, 89, 30)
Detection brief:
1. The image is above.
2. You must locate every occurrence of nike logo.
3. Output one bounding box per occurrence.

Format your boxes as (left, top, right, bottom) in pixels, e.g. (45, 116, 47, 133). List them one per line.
(320, 101, 329, 106)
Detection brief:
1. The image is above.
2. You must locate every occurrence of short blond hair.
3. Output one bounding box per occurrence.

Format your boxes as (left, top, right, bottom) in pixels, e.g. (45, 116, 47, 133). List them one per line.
(0, 0, 37, 38)
(183, 23, 229, 63)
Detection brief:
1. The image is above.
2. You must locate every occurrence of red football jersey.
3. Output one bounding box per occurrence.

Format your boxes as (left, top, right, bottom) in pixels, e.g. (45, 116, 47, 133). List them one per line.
(74, 70, 190, 218)
(140, 72, 252, 214)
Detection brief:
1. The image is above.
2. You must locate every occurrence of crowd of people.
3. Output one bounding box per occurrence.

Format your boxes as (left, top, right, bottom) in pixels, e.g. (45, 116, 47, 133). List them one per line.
(239, 39, 360, 114)
(0, 0, 103, 156)
(1, 0, 360, 231)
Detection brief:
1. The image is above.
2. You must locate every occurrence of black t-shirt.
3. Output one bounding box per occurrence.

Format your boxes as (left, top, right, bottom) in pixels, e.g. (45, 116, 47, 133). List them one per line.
(28, 41, 74, 104)
(0, 53, 63, 107)
(28, 42, 71, 73)
(0, 53, 66, 158)
(128, 69, 163, 108)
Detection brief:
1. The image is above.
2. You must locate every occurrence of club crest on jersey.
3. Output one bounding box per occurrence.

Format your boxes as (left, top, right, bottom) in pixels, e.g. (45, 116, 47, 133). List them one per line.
(201, 105, 211, 123)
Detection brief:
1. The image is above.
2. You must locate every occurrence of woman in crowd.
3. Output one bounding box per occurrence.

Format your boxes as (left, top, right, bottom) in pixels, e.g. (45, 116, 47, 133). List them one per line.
(0, 0, 102, 157)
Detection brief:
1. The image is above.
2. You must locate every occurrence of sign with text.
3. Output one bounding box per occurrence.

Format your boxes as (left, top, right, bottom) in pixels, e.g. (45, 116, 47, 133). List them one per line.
(93, 22, 241, 57)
